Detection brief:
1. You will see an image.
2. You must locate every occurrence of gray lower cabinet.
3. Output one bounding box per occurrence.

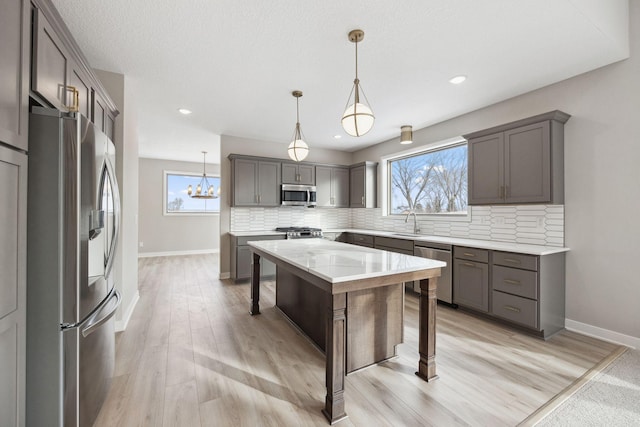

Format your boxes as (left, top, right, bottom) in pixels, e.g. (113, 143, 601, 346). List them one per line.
(282, 162, 314, 185)
(453, 247, 490, 312)
(350, 162, 377, 208)
(0, 147, 27, 427)
(0, 0, 29, 152)
(230, 156, 281, 206)
(491, 251, 565, 338)
(316, 166, 349, 208)
(465, 111, 570, 205)
(230, 234, 286, 281)
(348, 233, 374, 248)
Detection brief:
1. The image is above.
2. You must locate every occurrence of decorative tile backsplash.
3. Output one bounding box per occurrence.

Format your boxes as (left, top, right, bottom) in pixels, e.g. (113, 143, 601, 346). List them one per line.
(230, 205, 564, 247)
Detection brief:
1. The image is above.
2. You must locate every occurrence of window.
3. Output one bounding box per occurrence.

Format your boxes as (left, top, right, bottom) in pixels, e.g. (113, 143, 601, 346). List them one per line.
(388, 142, 468, 215)
(164, 171, 220, 214)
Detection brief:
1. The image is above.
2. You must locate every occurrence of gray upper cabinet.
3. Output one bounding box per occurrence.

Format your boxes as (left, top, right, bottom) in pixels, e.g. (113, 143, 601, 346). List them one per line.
(350, 162, 377, 208)
(0, 0, 29, 152)
(316, 166, 349, 208)
(230, 156, 281, 206)
(30, 1, 120, 133)
(465, 111, 570, 205)
(31, 8, 69, 111)
(282, 162, 315, 185)
(0, 147, 27, 427)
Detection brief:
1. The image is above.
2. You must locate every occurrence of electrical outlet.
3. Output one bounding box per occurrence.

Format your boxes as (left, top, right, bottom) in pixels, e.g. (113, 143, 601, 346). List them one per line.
(536, 216, 545, 228)
(495, 216, 505, 225)
(139, 241, 144, 248)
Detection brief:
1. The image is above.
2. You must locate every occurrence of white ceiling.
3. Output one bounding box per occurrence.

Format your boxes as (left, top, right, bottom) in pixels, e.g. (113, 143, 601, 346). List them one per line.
(51, 0, 629, 164)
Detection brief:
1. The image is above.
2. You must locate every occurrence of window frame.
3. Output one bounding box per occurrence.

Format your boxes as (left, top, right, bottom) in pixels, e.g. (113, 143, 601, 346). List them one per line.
(381, 137, 471, 221)
(163, 170, 221, 216)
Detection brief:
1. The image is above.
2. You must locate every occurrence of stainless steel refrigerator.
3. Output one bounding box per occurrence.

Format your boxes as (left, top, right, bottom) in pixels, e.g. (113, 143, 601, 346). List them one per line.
(26, 107, 121, 427)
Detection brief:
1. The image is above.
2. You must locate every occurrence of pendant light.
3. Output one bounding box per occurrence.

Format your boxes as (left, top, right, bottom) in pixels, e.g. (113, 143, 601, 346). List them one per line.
(400, 125, 413, 144)
(187, 151, 218, 199)
(288, 90, 309, 161)
(341, 29, 374, 137)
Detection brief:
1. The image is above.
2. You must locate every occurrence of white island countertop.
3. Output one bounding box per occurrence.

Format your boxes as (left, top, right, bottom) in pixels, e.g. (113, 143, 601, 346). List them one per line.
(248, 239, 445, 284)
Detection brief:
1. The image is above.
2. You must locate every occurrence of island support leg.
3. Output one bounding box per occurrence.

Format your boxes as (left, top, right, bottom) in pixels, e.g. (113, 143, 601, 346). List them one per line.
(250, 252, 261, 315)
(416, 277, 438, 381)
(322, 293, 348, 424)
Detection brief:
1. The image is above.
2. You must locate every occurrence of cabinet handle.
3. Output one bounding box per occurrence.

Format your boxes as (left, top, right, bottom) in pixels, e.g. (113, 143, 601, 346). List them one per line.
(258, 195, 261, 203)
(463, 252, 475, 257)
(361, 196, 365, 205)
(504, 258, 521, 264)
(330, 197, 335, 205)
(505, 185, 509, 198)
(462, 262, 475, 267)
(65, 85, 79, 113)
(503, 305, 521, 313)
(254, 195, 258, 203)
(503, 279, 521, 285)
(499, 186, 505, 199)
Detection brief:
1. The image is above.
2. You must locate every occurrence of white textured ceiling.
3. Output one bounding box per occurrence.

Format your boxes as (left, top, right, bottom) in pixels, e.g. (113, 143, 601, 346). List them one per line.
(51, 0, 629, 164)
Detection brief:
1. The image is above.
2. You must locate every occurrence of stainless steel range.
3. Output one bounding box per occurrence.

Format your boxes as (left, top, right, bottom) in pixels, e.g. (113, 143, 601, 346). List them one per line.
(276, 226, 323, 239)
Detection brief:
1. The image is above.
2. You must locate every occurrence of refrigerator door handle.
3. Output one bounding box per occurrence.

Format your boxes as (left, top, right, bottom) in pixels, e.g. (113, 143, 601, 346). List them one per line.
(80, 290, 121, 338)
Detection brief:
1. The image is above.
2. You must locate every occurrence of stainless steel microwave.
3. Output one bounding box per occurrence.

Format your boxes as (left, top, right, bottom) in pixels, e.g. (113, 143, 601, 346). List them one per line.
(281, 184, 317, 207)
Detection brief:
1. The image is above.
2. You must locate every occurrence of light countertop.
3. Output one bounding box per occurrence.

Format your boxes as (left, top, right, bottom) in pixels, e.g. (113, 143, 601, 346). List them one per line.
(324, 229, 568, 256)
(232, 228, 568, 256)
(248, 239, 445, 284)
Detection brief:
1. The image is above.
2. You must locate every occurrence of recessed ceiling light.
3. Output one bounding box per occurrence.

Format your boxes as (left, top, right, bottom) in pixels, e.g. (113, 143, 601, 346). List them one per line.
(178, 108, 192, 115)
(334, 135, 342, 139)
(449, 75, 467, 85)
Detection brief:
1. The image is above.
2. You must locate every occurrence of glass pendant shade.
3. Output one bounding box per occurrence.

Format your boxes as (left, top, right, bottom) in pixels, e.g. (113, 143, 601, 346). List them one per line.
(288, 139, 309, 161)
(342, 101, 374, 137)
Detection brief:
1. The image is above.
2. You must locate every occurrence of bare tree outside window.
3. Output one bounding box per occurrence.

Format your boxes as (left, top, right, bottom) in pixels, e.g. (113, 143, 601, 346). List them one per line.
(389, 143, 467, 215)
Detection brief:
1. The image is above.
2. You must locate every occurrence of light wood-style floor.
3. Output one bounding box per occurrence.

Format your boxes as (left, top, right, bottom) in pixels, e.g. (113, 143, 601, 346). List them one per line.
(94, 254, 621, 427)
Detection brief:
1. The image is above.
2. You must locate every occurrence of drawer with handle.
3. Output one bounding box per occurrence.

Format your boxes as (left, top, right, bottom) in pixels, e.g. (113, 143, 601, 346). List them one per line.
(493, 251, 538, 271)
(492, 265, 538, 299)
(491, 291, 538, 329)
(454, 246, 489, 263)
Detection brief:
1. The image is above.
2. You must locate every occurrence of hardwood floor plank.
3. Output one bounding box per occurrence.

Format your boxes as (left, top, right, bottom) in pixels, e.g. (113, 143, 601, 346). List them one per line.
(95, 254, 623, 426)
(163, 380, 201, 427)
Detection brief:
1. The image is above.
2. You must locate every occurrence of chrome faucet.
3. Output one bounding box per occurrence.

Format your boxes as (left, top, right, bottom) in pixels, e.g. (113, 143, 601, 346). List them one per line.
(405, 210, 420, 234)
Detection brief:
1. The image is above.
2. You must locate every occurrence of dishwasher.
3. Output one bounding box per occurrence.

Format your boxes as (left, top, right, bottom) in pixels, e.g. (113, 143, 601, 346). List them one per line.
(414, 241, 454, 305)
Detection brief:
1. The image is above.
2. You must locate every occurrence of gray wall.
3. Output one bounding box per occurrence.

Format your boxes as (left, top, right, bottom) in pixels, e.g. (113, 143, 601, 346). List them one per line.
(353, 2, 640, 343)
(138, 158, 220, 255)
(219, 135, 353, 277)
(95, 69, 140, 330)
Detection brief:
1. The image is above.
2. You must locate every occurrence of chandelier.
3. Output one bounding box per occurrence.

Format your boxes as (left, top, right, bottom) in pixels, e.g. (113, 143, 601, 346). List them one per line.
(341, 29, 374, 137)
(288, 90, 310, 161)
(187, 151, 218, 199)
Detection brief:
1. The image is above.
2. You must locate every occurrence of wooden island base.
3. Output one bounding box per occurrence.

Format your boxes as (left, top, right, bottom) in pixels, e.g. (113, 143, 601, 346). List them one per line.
(248, 242, 442, 425)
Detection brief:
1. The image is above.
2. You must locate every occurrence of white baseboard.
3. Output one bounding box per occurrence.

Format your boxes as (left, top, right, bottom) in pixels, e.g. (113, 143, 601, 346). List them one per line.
(115, 290, 140, 332)
(219, 272, 230, 280)
(138, 248, 219, 258)
(565, 319, 639, 349)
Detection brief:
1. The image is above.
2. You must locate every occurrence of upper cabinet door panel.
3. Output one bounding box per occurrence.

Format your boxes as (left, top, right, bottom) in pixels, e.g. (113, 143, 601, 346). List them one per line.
(468, 132, 504, 205)
(68, 62, 91, 119)
(233, 159, 258, 206)
(297, 164, 315, 185)
(0, 0, 29, 151)
(349, 166, 365, 208)
(257, 161, 280, 206)
(315, 166, 332, 207)
(281, 163, 298, 184)
(333, 167, 350, 207)
(504, 121, 550, 203)
(32, 9, 69, 111)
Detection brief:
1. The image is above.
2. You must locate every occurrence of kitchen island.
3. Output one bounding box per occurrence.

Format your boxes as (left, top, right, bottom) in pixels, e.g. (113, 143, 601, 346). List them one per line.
(248, 239, 445, 424)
